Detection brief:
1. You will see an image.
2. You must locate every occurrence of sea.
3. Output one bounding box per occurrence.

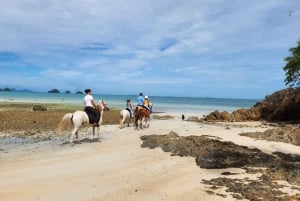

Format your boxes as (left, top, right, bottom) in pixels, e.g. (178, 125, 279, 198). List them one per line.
(0, 91, 259, 117)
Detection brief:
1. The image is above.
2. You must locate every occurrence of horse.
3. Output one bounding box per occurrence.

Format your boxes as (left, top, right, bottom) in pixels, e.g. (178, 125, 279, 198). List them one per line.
(57, 100, 109, 145)
(119, 109, 134, 129)
(134, 103, 152, 130)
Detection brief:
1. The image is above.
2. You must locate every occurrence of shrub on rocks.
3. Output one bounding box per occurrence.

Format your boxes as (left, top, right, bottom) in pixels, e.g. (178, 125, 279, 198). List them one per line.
(32, 105, 47, 111)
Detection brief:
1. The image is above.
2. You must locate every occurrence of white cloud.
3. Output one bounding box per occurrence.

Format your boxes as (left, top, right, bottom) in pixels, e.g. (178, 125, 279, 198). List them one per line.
(0, 0, 299, 98)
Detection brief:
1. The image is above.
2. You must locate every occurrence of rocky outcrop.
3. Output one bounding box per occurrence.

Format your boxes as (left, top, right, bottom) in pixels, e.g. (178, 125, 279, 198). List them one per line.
(140, 132, 300, 200)
(203, 88, 300, 122)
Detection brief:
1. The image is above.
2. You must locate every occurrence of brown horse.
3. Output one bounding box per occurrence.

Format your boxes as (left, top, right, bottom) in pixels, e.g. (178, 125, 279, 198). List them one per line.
(134, 106, 151, 130)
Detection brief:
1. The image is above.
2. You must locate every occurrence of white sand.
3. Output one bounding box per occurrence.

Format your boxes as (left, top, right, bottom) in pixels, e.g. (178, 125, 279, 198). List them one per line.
(1, 114, 299, 201)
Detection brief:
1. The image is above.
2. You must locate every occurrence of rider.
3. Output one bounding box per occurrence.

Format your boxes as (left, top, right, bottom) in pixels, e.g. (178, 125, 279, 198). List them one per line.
(136, 92, 144, 106)
(143, 95, 152, 113)
(126, 99, 134, 117)
(84, 88, 100, 126)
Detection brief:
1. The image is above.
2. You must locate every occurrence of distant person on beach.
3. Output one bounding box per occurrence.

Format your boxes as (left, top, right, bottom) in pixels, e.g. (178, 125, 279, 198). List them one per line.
(126, 99, 134, 117)
(182, 114, 185, 120)
(137, 92, 144, 106)
(84, 89, 100, 126)
(143, 95, 152, 112)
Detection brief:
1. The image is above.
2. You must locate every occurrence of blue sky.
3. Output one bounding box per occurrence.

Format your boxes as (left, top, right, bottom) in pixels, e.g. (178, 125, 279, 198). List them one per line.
(0, 0, 299, 99)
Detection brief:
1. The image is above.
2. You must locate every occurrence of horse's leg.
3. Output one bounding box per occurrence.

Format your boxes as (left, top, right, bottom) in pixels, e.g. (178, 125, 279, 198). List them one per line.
(145, 114, 150, 128)
(76, 131, 81, 144)
(127, 116, 130, 127)
(143, 117, 146, 128)
(134, 107, 139, 130)
(139, 117, 143, 130)
(91, 126, 95, 142)
(137, 118, 142, 130)
(96, 126, 100, 141)
(144, 116, 147, 128)
(131, 117, 134, 127)
(70, 126, 79, 145)
(135, 116, 139, 130)
(146, 117, 150, 128)
(119, 115, 124, 129)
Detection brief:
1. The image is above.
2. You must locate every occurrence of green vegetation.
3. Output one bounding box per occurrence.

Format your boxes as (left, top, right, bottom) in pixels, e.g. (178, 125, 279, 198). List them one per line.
(0, 102, 82, 111)
(283, 40, 300, 87)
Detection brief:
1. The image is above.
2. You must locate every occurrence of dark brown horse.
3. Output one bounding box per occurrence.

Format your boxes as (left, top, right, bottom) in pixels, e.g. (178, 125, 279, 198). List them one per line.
(134, 106, 151, 130)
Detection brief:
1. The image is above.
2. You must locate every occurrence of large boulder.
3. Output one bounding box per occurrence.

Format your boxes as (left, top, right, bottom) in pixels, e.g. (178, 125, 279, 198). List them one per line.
(203, 88, 300, 122)
(257, 88, 300, 121)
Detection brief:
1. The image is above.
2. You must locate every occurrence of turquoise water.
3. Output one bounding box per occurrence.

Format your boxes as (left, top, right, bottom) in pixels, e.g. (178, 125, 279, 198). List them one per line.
(0, 91, 259, 116)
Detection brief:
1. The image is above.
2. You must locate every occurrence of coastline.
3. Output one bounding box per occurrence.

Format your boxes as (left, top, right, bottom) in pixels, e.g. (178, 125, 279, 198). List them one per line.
(0, 102, 300, 201)
(0, 91, 258, 116)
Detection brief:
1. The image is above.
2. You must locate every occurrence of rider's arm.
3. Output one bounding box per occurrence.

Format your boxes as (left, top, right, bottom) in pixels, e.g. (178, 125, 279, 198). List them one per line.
(91, 99, 97, 108)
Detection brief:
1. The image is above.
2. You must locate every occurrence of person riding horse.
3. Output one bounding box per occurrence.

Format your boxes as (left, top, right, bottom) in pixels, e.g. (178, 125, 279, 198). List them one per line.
(143, 95, 152, 113)
(134, 93, 152, 130)
(84, 88, 100, 126)
(136, 92, 144, 106)
(126, 99, 134, 117)
(136, 92, 152, 113)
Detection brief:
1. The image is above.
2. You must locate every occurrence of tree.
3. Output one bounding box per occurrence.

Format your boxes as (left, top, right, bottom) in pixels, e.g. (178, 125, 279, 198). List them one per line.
(283, 40, 300, 87)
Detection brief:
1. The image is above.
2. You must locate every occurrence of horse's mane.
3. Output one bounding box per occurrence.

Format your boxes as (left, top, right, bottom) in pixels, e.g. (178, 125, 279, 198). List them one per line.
(97, 101, 109, 111)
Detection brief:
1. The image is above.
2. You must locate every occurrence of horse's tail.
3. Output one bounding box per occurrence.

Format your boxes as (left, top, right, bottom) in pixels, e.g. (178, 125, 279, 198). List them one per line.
(134, 107, 139, 117)
(134, 107, 140, 128)
(56, 113, 73, 133)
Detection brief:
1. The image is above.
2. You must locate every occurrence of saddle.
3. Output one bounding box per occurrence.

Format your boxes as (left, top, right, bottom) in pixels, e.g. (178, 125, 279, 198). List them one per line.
(86, 111, 96, 124)
(84, 107, 100, 124)
(136, 106, 151, 116)
(126, 107, 134, 117)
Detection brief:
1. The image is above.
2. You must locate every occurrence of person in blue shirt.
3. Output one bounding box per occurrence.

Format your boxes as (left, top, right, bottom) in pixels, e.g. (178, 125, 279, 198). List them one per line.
(136, 92, 144, 106)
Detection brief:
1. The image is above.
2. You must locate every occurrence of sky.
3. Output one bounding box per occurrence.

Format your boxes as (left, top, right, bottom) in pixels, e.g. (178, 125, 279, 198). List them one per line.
(0, 0, 299, 99)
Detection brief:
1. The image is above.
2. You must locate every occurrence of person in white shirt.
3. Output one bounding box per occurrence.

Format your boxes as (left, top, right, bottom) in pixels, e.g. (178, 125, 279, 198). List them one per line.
(84, 89, 100, 126)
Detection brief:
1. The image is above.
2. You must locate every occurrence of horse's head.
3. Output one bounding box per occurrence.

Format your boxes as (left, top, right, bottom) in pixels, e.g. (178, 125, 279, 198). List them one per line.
(97, 100, 109, 112)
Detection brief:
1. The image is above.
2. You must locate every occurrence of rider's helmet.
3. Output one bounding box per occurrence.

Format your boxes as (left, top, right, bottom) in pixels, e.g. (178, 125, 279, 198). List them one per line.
(145, 95, 148, 99)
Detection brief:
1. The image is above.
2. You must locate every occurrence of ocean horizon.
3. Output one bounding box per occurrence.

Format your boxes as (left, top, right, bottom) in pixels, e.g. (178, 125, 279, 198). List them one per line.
(0, 91, 259, 116)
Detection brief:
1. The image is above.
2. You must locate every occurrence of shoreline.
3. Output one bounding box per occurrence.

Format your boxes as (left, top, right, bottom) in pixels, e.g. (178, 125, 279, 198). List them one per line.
(0, 92, 257, 117)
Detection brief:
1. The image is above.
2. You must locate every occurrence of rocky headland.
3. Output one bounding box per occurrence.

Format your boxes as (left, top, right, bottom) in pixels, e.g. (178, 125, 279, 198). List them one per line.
(203, 88, 300, 122)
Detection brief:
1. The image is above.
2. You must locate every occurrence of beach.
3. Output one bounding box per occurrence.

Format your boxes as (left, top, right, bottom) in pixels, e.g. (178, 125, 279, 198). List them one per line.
(0, 103, 300, 201)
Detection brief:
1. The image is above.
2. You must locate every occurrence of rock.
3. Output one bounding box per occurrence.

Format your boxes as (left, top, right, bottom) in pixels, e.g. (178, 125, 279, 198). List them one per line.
(32, 105, 47, 111)
(203, 88, 300, 122)
(48, 89, 60, 93)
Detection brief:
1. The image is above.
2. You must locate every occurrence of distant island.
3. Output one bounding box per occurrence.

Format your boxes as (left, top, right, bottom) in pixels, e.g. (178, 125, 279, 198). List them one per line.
(0, 87, 34, 92)
(0, 87, 83, 94)
(47, 88, 83, 94)
(0, 87, 13, 92)
(48, 89, 60, 93)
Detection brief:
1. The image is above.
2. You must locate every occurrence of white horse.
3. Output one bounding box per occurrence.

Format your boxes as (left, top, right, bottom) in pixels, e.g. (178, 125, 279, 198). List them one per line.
(119, 109, 134, 129)
(57, 101, 109, 145)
